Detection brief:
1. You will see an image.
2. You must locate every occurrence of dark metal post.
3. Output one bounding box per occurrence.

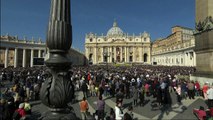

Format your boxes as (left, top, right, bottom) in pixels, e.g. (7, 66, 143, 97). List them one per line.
(39, 0, 77, 119)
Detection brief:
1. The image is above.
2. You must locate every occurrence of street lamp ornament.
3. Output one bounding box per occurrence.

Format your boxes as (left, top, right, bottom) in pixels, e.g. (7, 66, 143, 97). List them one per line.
(39, 0, 77, 119)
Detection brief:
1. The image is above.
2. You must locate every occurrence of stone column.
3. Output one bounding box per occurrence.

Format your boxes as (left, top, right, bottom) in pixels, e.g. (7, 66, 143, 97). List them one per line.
(193, 51, 196, 66)
(38, 50, 42, 58)
(108, 47, 111, 63)
(30, 49, 34, 67)
(109, 47, 112, 63)
(4, 48, 9, 68)
(114, 46, 116, 62)
(126, 47, 129, 62)
(148, 47, 151, 63)
(14, 48, 18, 68)
(101, 47, 104, 62)
(124, 46, 127, 62)
(120, 47, 123, 62)
(94, 47, 97, 64)
(22, 49, 26, 67)
(133, 47, 135, 62)
(140, 47, 142, 62)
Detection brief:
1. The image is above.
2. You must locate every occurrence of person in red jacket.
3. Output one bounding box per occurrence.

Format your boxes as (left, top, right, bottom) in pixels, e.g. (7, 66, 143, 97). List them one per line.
(16, 103, 26, 118)
(195, 81, 201, 96)
(193, 106, 206, 120)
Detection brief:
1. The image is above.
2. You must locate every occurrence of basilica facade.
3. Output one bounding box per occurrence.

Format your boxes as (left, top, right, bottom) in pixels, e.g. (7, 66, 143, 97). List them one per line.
(85, 21, 151, 64)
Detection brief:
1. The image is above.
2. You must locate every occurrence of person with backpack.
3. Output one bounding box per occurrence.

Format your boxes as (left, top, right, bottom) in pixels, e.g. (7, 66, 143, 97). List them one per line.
(124, 106, 133, 120)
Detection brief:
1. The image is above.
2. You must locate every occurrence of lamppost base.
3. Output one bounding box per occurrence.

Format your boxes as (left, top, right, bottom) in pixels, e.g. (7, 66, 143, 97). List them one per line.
(40, 110, 79, 120)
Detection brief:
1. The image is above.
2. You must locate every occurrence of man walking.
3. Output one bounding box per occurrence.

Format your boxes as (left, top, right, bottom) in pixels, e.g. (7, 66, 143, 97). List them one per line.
(207, 84, 213, 109)
(97, 96, 105, 120)
(80, 97, 89, 120)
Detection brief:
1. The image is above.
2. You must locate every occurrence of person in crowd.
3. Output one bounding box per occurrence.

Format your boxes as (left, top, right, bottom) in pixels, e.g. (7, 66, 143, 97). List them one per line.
(0, 99, 10, 120)
(116, 89, 124, 105)
(207, 84, 213, 109)
(96, 96, 105, 120)
(80, 97, 89, 120)
(115, 101, 123, 120)
(156, 87, 163, 107)
(82, 80, 88, 98)
(195, 80, 201, 96)
(187, 81, 195, 99)
(23, 98, 31, 115)
(139, 86, 145, 106)
(133, 86, 139, 106)
(109, 108, 115, 120)
(18, 86, 25, 102)
(181, 81, 188, 100)
(7, 97, 16, 120)
(13, 103, 26, 119)
(193, 106, 207, 120)
(144, 82, 150, 97)
(174, 84, 182, 104)
(203, 82, 209, 100)
(124, 106, 133, 120)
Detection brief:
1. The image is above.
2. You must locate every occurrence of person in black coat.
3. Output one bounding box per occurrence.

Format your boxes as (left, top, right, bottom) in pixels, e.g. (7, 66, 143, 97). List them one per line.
(81, 81, 88, 98)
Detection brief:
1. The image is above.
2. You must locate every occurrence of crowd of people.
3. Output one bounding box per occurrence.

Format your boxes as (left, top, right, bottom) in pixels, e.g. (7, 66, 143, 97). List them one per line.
(0, 67, 45, 120)
(0, 65, 212, 120)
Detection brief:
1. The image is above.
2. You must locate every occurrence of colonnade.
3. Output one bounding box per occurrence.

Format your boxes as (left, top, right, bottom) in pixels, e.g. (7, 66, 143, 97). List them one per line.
(3, 48, 45, 68)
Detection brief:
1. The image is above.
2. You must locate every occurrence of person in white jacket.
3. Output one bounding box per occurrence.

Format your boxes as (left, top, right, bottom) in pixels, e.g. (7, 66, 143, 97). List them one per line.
(115, 101, 123, 120)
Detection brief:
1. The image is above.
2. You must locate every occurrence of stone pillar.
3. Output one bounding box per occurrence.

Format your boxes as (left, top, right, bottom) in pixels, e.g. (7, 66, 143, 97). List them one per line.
(94, 47, 97, 64)
(30, 49, 34, 67)
(101, 47, 104, 62)
(191, 0, 213, 83)
(14, 48, 18, 68)
(184, 52, 187, 66)
(109, 47, 111, 63)
(22, 49, 26, 67)
(38, 50, 42, 58)
(124, 47, 127, 62)
(140, 47, 142, 62)
(132, 47, 135, 62)
(114, 46, 116, 62)
(4, 48, 9, 68)
(120, 47, 123, 62)
(126, 47, 129, 62)
(148, 48, 151, 63)
(193, 51, 196, 66)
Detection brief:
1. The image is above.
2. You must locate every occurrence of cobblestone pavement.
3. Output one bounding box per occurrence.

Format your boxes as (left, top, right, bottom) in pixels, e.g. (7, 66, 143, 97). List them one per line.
(31, 90, 207, 120)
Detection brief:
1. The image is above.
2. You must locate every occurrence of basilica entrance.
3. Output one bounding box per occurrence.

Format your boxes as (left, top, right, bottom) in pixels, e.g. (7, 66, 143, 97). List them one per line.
(116, 47, 120, 62)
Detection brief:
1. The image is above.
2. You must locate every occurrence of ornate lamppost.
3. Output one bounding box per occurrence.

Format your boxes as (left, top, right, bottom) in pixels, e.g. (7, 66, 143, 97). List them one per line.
(39, 0, 77, 119)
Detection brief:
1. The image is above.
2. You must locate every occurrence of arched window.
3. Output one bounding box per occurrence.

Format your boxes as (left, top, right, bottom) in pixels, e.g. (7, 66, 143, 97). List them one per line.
(144, 53, 148, 62)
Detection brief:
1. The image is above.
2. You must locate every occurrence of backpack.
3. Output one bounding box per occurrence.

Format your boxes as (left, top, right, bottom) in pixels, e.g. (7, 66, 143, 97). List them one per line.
(124, 112, 133, 120)
(12, 110, 21, 120)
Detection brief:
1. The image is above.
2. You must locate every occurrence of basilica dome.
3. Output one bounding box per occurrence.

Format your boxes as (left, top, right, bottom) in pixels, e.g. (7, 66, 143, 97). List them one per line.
(107, 21, 124, 36)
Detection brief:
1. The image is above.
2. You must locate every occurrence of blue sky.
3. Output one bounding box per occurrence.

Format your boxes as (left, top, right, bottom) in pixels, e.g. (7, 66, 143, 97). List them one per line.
(1, 0, 195, 51)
